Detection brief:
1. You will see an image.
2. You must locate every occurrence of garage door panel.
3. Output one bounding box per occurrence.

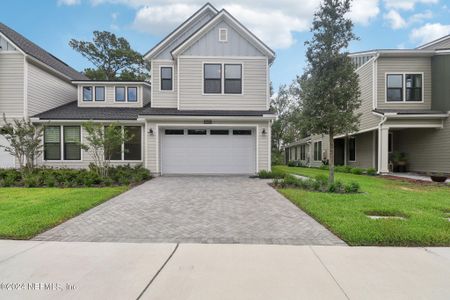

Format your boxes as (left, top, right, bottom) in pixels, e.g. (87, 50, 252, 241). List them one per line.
(161, 128, 256, 174)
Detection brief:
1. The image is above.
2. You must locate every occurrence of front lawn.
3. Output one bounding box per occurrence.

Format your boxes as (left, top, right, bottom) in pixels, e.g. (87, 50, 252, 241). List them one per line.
(273, 165, 450, 246)
(0, 187, 127, 239)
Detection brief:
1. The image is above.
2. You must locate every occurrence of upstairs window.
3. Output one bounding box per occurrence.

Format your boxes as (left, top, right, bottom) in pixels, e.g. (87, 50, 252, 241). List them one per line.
(83, 86, 93, 101)
(405, 74, 422, 102)
(95, 86, 105, 101)
(204, 64, 222, 94)
(127, 87, 138, 102)
(219, 28, 228, 42)
(115, 87, 126, 102)
(224, 64, 242, 94)
(386, 73, 423, 102)
(160, 67, 173, 91)
(386, 74, 403, 102)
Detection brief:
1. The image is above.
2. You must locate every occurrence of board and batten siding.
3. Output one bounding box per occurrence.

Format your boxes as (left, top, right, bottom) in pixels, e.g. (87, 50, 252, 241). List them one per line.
(77, 84, 146, 108)
(396, 118, 450, 173)
(356, 59, 381, 131)
(151, 60, 177, 108)
(178, 57, 268, 110)
(377, 57, 432, 110)
(182, 21, 263, 57)
(27, 62, 77, 116)
(0, 52, 24, 118)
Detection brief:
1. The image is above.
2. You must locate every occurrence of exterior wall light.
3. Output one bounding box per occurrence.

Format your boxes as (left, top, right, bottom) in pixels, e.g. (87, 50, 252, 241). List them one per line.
(262, 128, 267, 135)
(148, 128, 154, 135)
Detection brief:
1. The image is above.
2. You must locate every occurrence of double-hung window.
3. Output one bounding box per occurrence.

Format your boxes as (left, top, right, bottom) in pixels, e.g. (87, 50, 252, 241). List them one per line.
(95, 86, 105, 101)
(204, 63, 243, 94)
(224, 64, 242, 94)
(44, 126, 81, 161)
(386, 73, 423, 102)
(127, 87, 137, 102)
(313, 141, 322, 161)
(108, 126, 142, 161)
(204, 64, 222, 94)
(160, 67, 173, 91)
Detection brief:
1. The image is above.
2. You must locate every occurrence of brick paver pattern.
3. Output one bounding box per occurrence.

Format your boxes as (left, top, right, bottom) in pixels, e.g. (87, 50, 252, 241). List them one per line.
(34, 177, 345, 245)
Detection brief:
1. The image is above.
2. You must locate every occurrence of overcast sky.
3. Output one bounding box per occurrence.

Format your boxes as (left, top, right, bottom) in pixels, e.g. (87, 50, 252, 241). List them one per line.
(2, 0, 450, 90)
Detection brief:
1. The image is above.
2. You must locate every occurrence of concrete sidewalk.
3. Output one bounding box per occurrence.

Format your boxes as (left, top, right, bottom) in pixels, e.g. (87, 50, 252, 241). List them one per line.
(0, 241, 449, 300)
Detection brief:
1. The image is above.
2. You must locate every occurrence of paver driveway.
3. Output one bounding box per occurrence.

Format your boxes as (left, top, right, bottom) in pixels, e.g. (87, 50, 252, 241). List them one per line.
(34, 177, 345, 245)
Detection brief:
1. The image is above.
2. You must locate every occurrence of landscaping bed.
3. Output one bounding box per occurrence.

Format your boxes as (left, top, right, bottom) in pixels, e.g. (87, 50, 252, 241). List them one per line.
(272, 165, 450, 246)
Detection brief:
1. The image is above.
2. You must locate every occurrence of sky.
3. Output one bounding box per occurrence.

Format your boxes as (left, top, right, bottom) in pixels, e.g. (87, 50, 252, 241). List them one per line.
(1, 0, 450, 91)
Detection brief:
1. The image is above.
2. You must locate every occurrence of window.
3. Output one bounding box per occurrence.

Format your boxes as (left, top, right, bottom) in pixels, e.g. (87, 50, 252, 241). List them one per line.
(233, 129, 252, 135)
(386, 74, 403, 102)
(124, 126, 141, 160)
(204, 64, 221, 94)
(386, 73, 423, 102)
(44, 126, 81, 161)
(224, 64, 242, 94)
(161, 67, 173, 91)
(294, 146, 298, 160)
(115, 87, 126, 102)
(64, 126, 81, 160)
(348, 137, 356, 162)
(388, 132, 393, 153)
(95, 86, 105, 101)
(210, 129, 229, 135)
(405, 74, 422, 101)
(313, 141, 322, 161)
(188, 129, 207, 135)
(127, 87, 138, 102)
(44, 126, 61, 160)
(300, 144, 306, 161)
(219, 28, 228, 42)
(83, 86, 93, 101)
(165, 129, 184, 135)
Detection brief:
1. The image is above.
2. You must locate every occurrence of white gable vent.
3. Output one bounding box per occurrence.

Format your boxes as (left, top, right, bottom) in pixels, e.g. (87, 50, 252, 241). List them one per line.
(219, 28, 228, 42)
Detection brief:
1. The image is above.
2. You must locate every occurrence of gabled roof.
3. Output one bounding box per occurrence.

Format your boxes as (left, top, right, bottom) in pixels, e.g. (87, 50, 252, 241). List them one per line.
(143, 3, 218, 60)
(417, 35, 450, 50)
(171, 9, 275, 61)
(0, 22, 88, 80)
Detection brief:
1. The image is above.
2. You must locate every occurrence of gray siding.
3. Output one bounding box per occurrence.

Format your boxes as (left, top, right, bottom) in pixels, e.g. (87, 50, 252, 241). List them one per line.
(77, 84, 145, 108)
(154, 10, 216, 60)
(356, 59, 381, 130)
(420, 37, 450, 50)
(151, 60, 177, 108)
(0, 52, 24, 118)
(377, 57, 432, 109)
(309, 135, 329, 168)
(182, 21, 263, 57)
(396, 118, 450, 173)
(178, 57, 268, 110)
(348, 131, 376, 169)
(0, 35, 17, 51)
(431, 54, 450, 111)
(27, 61, 76, 115)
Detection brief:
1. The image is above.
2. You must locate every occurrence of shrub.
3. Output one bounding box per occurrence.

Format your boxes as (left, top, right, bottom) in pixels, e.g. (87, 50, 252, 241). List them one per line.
(273, 175, 360, 194)
(287, 161, 296, 167)
(335, 165, 352, 173)
(366, 168, 377, 176)
(258, 170, 285, 179)
(345, 181, 360, 193)
(0, 169, 22, 187)
(351, 168, 364, 175)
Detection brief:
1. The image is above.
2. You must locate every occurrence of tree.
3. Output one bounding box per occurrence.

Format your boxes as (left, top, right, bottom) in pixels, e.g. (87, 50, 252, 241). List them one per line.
(0, 115, 43, 171)
(300, 0, 361, 184)
(81, 122, 130, 177)
(69, 31, 149, 80)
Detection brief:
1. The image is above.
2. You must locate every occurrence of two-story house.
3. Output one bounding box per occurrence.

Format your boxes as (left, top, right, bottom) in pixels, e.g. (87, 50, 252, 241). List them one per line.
(2, 3, 276, 175)
(285, 35, 450, 174)
(0, 22, 88, 168)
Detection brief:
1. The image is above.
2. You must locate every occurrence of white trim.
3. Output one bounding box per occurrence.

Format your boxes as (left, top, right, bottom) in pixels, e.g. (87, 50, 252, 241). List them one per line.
(177, 57, 180, 109)
(139, 115, 275, 121)
(73, 81, 151, 87)
(382, 114, 448, 119)
(202, 61, 244, 96)
(159, 65, 174, 92)
(266, 57, 270, 110)
(179, 55, 267, 60)
(333, 126, 379, 139)
(150, 60, 154, 104)
(32, 119, 144, 124)
(143, 4, 218, 60)
(219, 28, 228, 42)
(387, 124, 444, 129)
(256, 124, 259, 172)
(171, 10, 275, 59)
(0, 32, 26, 56)
(372, 130, 377, 169)
(43, 125, 83, 162)
(417, 35, 450, 50)
(384, 72, 425, 103)
(113, 85, 139, 103)
(267, 120, 271, 170)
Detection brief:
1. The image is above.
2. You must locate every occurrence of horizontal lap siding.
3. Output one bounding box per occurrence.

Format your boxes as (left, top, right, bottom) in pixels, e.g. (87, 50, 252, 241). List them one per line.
(397, 118, 450, 173)
(27, 62, 76, 115)
(178, 57, 267, 110)
(356, 60, 380, 130)
(0, 53, 24, 118)
(77, 85, 144, 108)
(348, 131, 375, 169)
(151, 60, 177, 108)
(377, 57, 432, 110)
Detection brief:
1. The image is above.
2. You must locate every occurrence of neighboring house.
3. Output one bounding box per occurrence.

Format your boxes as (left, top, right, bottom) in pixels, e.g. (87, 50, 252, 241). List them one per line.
(1, 3, 276, 175)
(285, 35, 450, 174)
(0, 22, 88, 168)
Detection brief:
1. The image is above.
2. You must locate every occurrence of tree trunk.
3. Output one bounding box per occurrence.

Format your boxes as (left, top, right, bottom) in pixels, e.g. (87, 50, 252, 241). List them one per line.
(328, 129, 335, 185)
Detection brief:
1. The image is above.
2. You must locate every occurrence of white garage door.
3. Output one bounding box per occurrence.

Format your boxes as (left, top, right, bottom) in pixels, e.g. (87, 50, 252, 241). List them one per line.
(0, 136, 15, 168)
(161, 128, 256, 175)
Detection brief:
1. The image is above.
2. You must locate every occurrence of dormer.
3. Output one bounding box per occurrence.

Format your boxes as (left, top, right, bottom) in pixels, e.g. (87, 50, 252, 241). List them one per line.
(73, 81, 151, 108)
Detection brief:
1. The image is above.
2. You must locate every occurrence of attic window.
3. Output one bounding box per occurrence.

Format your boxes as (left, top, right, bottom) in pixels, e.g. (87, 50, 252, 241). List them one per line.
(219, 28, 228, 42)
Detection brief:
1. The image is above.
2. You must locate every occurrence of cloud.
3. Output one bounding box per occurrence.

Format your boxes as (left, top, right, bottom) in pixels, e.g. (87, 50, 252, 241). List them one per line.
(57, 0, 80, 5)
(384, 10, 406, 29)
(93, 0, 380, 49)
(410, 23, 450, 45)
(383, 0, 438, 10)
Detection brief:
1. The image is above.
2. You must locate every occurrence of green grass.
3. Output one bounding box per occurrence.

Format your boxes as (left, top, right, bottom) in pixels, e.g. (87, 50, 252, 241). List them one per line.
(0, 187, 128, 239)
(274, 165, 450, 246)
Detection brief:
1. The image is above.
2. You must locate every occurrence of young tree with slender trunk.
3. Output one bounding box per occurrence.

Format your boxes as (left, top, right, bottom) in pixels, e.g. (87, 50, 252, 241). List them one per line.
(300, 0, 361, 184)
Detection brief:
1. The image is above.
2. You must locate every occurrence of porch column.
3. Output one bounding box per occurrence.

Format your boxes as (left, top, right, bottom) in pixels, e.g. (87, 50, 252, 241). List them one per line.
(378, 126, 390, 173)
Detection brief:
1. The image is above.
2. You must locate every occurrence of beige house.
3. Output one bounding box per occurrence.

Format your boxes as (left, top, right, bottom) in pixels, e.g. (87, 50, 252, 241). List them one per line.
(1, 3, 275, 175)
(285, 35, 450, 174)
